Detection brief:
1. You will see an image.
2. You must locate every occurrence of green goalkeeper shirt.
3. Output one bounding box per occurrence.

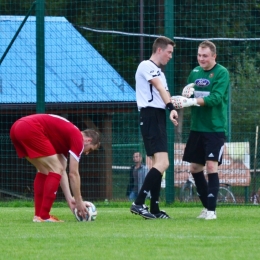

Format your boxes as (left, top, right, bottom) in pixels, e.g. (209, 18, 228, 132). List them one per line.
(187, 63, 230, 134)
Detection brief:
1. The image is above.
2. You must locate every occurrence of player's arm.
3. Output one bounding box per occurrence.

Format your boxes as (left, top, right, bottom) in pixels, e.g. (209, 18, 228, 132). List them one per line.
(149, 77, 178, 126)
(204, 71, 229, 106)
(68, 154, 87, 218)
(196, 97, 205, 106)
(149, 77, 172, 104)
(56, 154, 76, 212)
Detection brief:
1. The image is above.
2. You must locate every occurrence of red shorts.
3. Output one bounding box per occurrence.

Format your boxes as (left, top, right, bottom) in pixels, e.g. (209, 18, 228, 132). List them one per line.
(10, 119, 56, 158)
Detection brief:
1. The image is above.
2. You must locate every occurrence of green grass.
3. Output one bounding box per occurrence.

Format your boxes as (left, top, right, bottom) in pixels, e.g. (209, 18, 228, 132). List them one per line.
(0, 205, 259, 260)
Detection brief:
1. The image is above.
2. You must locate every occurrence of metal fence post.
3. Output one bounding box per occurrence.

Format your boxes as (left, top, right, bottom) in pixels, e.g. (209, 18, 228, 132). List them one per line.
(36, 0, 45, 113)
(165, 0, 175, 203)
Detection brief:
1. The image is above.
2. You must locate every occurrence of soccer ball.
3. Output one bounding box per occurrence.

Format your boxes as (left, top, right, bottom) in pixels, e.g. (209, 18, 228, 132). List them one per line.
(74, 201, 97, 222)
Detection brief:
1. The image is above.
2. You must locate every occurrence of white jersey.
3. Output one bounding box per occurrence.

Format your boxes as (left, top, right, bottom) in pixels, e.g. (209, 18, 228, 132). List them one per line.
(135, 60, 168, 110)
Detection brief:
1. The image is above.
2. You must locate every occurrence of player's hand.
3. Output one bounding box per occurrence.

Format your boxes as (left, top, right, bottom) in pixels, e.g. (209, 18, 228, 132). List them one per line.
(182, 83, 195, 98)
(171, 95, 199, 109)
(75, 200, 88, 219)
(67, 197, 76, 213)
(169, 110, 178, 126)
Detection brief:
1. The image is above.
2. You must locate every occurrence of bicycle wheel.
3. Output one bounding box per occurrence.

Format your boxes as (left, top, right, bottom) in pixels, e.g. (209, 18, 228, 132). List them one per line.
(217, 187, 236, 204)
(179, 181, 195, 202)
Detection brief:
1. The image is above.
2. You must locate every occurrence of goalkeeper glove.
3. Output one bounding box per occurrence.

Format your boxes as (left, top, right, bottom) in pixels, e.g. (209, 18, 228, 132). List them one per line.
(171, 95, 199, 109)
(182, 83, 195, 98)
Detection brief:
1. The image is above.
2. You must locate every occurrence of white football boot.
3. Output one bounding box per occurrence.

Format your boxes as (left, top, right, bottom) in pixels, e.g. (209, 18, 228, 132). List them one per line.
(205, 210, 217, 220)
(197, 208, 207, 219)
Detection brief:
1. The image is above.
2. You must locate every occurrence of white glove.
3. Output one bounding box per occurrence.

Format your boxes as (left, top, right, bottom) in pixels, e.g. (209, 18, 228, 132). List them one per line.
(182, 83, 195, 98)
(171, 96, 199, 109)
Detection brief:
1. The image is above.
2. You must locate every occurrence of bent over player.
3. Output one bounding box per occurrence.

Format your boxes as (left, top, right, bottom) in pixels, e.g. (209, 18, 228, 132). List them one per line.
(171, 41, 230, 220)
(130, 36, 178, 219)
(10, 114, 100, 222)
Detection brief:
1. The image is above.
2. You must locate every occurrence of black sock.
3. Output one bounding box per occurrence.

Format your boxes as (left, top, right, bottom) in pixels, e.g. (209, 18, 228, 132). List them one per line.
(135, 168, 161, 205)
(207, 173, 219, 211)
(192, 171, 208, 209)
(150, 174, 162, 214)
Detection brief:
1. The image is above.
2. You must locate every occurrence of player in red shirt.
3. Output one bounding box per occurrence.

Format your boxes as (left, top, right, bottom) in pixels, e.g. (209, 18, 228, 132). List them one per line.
(10, 114, 100, 222)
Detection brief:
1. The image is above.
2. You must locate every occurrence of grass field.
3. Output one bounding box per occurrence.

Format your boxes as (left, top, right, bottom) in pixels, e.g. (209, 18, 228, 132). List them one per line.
(0, 204, 259, 260)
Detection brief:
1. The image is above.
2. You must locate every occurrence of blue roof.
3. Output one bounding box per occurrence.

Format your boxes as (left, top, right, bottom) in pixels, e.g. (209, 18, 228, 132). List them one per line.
(0, 16, 136, 103)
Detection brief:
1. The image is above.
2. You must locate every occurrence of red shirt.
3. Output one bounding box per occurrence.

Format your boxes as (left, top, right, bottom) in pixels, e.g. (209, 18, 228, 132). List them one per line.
(11, 114, 84, 160)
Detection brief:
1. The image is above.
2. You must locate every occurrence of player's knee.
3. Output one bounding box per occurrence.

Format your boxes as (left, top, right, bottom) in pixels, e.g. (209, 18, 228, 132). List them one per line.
(164, 160, 169, 170)
(190, 163, 203, 173)
(43, 163, 64, 174)
(52, 165, 65, 174)
(206, 161, 218, 173)
(155, 160, 169, 173)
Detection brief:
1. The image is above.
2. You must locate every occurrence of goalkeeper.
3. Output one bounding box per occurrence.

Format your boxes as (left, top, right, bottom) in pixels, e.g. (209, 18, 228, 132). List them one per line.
(171, 40, 230, 220)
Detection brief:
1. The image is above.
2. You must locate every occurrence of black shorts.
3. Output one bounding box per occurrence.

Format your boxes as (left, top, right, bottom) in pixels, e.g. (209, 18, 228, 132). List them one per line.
(183, 131, 226, 166)
(140, 107, 167, 156)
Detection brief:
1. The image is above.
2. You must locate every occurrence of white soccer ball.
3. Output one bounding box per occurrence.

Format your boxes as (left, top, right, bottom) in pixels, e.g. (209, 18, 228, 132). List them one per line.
(74, 201, 97, 222)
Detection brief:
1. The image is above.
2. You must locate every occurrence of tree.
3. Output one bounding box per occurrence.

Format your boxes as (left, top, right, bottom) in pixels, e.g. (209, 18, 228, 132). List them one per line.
(2, 0, 260, 140)
(173, 0, 260, 141)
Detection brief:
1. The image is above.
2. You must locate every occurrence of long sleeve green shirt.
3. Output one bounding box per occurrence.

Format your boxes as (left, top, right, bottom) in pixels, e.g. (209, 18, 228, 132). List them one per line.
(187, 63, 230, 134)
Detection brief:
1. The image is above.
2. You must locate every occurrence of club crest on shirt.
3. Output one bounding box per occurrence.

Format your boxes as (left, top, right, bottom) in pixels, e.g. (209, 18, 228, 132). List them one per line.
(195, 78, 210, 87)
(209, 73, 214, 78)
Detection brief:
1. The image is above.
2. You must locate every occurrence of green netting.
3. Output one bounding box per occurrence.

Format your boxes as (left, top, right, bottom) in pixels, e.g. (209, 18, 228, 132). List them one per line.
(0, 0, 259, 204)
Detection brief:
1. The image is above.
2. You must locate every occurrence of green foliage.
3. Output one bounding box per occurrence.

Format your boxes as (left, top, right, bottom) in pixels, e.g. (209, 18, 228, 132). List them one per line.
(1, 0, 260, 198)
(174, 0, 260, 92)
(0, 0, 33, 15)
(230, 52, 260, 133)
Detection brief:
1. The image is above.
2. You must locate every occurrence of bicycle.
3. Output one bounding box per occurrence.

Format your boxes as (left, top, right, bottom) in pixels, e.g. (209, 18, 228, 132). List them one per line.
(179, 173, 236, 204)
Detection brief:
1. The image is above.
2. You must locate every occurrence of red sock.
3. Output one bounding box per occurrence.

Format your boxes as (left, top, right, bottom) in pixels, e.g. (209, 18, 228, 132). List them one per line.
(34, 172, 47, 216)
(39, 172, 61, 220)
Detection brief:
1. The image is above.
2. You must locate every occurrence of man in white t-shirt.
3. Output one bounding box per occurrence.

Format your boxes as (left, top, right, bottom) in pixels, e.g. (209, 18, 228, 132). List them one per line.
(130, 36, 178, 219)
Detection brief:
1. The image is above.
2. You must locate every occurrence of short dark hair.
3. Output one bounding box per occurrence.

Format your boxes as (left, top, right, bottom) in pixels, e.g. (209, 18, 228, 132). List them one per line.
(133, 152, 142, 157)
(199, 40, 216, 55)
(152, 36, 176, 53)
(82, 129, 100, 147)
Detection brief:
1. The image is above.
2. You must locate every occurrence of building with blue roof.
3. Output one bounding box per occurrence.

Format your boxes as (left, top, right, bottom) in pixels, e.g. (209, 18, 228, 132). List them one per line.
(0, 16, 137, 201)
(0, 15, 136, 104)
